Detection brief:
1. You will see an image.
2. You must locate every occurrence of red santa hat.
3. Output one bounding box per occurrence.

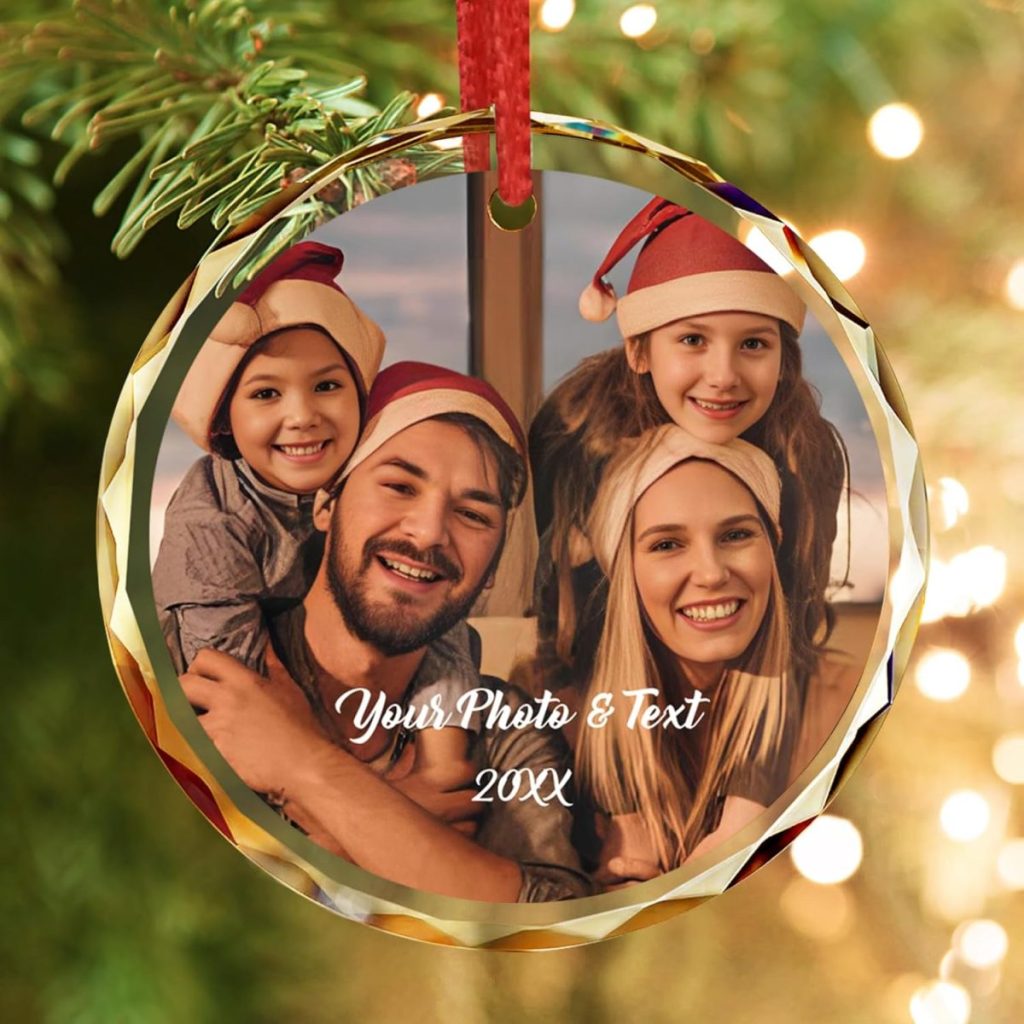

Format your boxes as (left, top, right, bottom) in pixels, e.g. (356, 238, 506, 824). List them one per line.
(341, 361, 527, 503)
(172, 241, 386, 451)
(579, 198, 806, 339)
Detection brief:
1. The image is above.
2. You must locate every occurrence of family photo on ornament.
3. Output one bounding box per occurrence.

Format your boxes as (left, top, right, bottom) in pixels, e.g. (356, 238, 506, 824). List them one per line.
(148, 173, 888, 904)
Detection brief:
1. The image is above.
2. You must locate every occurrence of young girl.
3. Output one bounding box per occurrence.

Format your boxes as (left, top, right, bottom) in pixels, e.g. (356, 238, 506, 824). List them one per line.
(153, 241, 386, 676)
(529, 199, 846, 710)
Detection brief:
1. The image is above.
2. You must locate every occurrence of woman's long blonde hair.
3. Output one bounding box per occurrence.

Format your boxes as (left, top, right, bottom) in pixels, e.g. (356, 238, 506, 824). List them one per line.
(575, 438, 792, 870)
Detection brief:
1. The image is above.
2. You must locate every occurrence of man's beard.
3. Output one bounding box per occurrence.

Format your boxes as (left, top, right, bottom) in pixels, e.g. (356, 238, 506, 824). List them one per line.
(326, 532, 491, 656)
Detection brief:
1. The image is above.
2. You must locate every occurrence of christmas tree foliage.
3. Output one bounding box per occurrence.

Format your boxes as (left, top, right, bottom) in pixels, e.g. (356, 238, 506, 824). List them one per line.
(0, 0, 460, 417)
(2, 1, 1024, 1021)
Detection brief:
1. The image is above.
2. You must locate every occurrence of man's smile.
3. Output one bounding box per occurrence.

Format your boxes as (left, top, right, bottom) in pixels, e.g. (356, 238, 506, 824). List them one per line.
(377, 554, 445, 583)
(361, 537, 463, 598)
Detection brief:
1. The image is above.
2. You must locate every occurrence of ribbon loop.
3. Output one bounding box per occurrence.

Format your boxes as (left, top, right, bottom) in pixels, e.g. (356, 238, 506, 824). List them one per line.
(456, 0, 532, 207)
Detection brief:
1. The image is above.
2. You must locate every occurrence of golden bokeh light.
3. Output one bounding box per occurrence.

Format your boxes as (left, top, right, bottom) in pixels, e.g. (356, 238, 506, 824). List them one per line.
(915, 648, 971, 702)
(779, 877, 854, 941)
(790, 815, 864, 884)
(923, 547, 1008, 622)
(808, 229, 866, 281)
(940, 790, 991, 842)
(868, 102, 925, 159)
(934, 476, 970, 531)
(619, 4, 658, 39)
(992, 732, 1024, 785)
(538, 0, 575, 32)
(909, 981, 971, 1024)
(996, 838, 1024, 890)
(1018, 626, 1024, 686)
(689, 26, 716, 55)
(938, 948, 957, 981)
(953, 919, 1009, 969)
(415, 93, 444, 119)
(1005, 257, 1024, 311)
(885, 974, 928, 1024)
(948, 546, 1007, 610)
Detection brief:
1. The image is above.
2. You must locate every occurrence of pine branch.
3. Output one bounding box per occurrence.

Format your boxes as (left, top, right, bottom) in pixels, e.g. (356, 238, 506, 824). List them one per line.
(0, 0, 460, 420)
(0, 115, 72, 421)
(1, 1, 457, 261)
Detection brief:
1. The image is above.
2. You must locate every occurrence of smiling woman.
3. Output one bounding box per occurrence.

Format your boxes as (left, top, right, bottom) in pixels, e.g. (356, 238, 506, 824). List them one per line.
(578, 424, 795, 877)
(632, 459, 776, 683)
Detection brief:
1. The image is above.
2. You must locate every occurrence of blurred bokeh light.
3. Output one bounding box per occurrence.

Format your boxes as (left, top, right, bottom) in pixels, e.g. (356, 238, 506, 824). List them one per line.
(953, 919, 1009, 969)
(868, 102, 924, 159)
(416, 92, 444, 119)
(933, 477, 970, 532)
(779, 877, 854, 941)
(809, 229, 866, 281)
(1005, 258, 1024, 311)
(909, 981, 971, 1024)
(915, 648, 971, 702)
(791, 816, 864, 884)
(992, 733, 1024, 785)
(940, 790, 992, 843)
(619, 4, 657, 39)
(539, 0, 575, 32)
(996, 839, 1024, 890)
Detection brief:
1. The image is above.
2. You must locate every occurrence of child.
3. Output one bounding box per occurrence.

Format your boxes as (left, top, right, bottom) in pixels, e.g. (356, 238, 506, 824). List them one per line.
(529, 199, 846, 711)
(154, 241, 385, 676)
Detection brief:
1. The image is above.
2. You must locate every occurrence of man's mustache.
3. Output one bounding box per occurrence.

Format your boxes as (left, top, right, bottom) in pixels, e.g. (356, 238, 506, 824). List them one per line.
(361, 537, 463, 584)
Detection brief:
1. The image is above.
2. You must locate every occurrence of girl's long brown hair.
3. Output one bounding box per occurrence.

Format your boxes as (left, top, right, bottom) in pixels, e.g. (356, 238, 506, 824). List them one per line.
(529, 324, 846, 706)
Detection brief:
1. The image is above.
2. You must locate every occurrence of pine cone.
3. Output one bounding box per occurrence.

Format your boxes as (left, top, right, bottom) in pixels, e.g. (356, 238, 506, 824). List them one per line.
(377, 158, 418, 191)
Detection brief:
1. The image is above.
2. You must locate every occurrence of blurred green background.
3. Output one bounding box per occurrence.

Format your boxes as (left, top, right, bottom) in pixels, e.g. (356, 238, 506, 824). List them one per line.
(3, 2, 1024, 1021)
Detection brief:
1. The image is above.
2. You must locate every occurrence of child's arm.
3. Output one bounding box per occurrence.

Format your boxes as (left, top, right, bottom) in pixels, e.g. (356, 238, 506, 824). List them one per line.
(163, 600, 270, 675)
(412, 727, 472, 772)
(153, 458, 272, 673)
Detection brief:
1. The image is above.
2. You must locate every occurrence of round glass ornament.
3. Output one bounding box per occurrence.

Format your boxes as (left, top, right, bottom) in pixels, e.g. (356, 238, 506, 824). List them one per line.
(98, 110, 927, 949)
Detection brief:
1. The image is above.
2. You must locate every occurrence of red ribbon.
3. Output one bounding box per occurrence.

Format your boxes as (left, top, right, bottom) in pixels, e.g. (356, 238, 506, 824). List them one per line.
(456, 0, 532, 206)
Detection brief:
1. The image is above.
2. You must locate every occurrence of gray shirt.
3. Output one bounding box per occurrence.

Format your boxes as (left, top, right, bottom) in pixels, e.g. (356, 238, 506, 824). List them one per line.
(269, 607, 591, 903)
(153, 455, 323, 674)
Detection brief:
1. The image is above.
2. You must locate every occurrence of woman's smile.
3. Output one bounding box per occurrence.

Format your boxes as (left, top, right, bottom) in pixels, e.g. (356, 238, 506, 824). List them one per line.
(677, 597, 745, 628)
